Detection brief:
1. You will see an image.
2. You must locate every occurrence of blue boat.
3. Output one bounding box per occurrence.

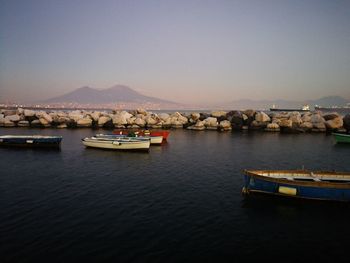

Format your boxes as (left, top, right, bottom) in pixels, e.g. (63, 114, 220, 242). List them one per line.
(0, 135, 62, 148)
(242, 170, 350, 202)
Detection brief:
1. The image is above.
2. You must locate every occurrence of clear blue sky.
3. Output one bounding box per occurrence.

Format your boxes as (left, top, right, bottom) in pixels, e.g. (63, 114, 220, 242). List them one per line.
(0, 0, 349, 104)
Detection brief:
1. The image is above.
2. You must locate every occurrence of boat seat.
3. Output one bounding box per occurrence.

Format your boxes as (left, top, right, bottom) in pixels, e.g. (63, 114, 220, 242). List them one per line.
(310, 172, 322, 181)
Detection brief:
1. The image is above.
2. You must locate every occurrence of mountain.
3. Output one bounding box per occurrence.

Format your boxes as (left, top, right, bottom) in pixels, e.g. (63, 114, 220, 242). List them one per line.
(309, 96, 349, 107)
(44, 85, 180, 105)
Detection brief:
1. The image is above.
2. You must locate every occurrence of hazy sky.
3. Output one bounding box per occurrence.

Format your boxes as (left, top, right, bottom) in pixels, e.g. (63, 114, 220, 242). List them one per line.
(1, 0, 349, 104)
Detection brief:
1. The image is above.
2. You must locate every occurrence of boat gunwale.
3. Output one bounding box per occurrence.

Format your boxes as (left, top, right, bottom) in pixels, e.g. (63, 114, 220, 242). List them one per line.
(332, 133, 350, 137)
(244, 169, 350, 189)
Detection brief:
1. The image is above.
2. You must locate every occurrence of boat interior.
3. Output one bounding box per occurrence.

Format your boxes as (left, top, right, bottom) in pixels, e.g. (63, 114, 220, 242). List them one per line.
(247, 170, 350, 183)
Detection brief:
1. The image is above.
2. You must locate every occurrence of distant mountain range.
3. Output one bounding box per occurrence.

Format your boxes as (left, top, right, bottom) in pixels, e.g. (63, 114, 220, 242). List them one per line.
(42, 85, 349, 111)
(44, 85, 177, 104)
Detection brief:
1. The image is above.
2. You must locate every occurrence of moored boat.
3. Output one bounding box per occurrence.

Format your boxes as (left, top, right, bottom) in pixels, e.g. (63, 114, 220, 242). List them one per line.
(242, 170, 350, 202)
(95, 133, 163, 145)
(82, 137, 150, 151)
(270, 105, 310, 112)
(113, 129, 170, 141)
(332, 133, 350, 144)
(0, 135, 62, 148)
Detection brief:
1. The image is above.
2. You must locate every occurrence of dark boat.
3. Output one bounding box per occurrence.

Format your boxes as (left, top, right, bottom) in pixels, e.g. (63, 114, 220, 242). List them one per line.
(242, 170, 350, 202)
(0, 135, 62, 148)
(270, 105, 310, 112)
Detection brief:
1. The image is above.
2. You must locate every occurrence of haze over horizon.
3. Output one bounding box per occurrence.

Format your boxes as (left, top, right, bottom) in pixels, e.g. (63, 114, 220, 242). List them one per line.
(1, 0, 350, 104)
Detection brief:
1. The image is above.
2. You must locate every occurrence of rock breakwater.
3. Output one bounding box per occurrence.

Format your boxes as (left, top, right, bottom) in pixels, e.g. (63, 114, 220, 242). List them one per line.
(1, 108, 349, 133)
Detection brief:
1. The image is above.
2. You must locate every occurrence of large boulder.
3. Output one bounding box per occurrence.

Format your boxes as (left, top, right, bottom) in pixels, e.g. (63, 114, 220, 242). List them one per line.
(243, 109, 256, 118)
(77, 117, 92, 127)
(89, 112, 101, 122)
(145, 115, 158, 126)
(38, 116, 51, 126)
(4, 120, 16, 127)
(187, 120, 205, 131)
(69, 111, 84, 122)
(171, 120, 184, 128)
(189, 113, 200, 123)
(255, 112, 270, 122)
(279, 119, 293, 128)
(0, 114, 4, 126)
(24, 109, 36, 117)
(5, 115, 20, 122)
(30, 119, 42, 127)
(289, 112, 302, 125)
(219, 120, 231, 131)
(300, 122, 313, 131)
(323, 113, 339, 121)
(311, 113, 325, 124)
(3, 110, 17, 116)
(250, 120, 267, 130)
(227, 111, 244, 129)
(211, 111, 227, 118)
(135, 118, 146, 127)
(136, 108, 148, 115)
(159, 113, 170, 122)
(325, 116, 343, 130)
(112, 111, 132, 126)
(35, 111, 53, 123)
(203, 117, 218, 128)
(177, 115, 188, 125)
(98, 116, 111, 127)
(199, 113, 210, 121)
(53, 116, 70, 124)
(56, 123, 67, 129)
(301, 113, 312, 122)
(312, 122, 326, 131)
(17, 120, 30, 127)
(265, 123, 280, 132)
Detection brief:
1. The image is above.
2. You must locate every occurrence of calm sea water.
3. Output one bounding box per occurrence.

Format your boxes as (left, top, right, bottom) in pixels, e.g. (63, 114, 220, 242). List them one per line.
(1, 128, 350, 262)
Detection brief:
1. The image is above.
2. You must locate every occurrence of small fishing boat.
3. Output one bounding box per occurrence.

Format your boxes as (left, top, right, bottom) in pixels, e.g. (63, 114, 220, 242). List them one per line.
(82, 137, 150, 151)
(95, 133, 163, 145)
(0, 135, 62, 148)
(113, 130, 170, 141)
(332, 133, 350, 144)
(242, 170, 350, 202)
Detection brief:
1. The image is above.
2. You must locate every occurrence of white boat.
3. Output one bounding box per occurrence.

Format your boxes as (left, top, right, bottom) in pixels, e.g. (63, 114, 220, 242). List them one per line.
(82, 137, 150, 151)
(95, 134, 163, 145)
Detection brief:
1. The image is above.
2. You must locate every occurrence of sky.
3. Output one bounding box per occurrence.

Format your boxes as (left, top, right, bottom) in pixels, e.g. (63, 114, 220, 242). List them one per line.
(0, 0, 349, 104)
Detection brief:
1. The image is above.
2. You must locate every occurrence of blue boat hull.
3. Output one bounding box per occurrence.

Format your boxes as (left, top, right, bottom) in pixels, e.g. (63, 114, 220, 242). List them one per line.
(0, 137, 62, 148)
(243, 173, 350, 202)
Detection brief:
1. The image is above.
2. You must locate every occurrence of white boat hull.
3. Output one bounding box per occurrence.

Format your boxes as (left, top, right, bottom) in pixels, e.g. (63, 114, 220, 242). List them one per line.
(95, 134, 163, 145)
(82, 137, 150, 151)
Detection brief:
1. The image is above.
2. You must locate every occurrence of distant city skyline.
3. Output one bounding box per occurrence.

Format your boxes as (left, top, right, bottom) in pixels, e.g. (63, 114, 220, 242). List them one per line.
(1, 0, 350, 104)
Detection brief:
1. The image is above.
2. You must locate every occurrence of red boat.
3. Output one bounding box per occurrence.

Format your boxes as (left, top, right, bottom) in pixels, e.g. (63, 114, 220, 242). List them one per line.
(113, 130, 170, 141)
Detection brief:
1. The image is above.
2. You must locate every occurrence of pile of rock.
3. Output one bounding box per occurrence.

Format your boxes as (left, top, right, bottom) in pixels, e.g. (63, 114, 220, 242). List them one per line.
(0, 108, 349, 134)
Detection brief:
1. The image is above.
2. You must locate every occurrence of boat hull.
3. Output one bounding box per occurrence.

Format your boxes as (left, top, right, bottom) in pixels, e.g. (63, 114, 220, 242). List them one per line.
(95, 134, 163, 145)
(113, 130, 170, 141)
(82, 138, 150, 151)
(0, 135, 62, 148)
(270, 108, 309, 112)
(243, 170, 350, 202)
(333, 133, 350, 144)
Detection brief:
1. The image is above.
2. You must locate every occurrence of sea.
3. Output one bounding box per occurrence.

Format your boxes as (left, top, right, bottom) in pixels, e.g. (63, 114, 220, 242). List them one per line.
(1, 128, 350, 262)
